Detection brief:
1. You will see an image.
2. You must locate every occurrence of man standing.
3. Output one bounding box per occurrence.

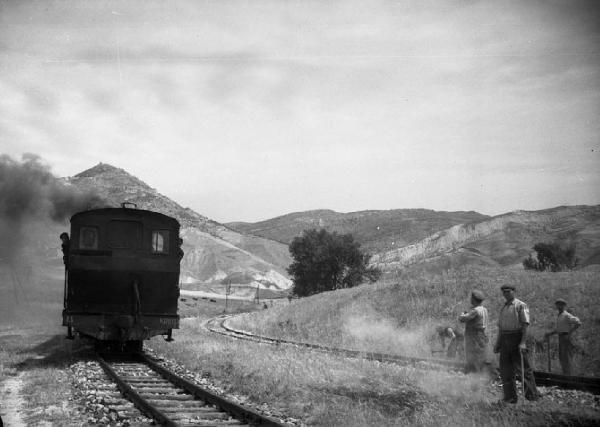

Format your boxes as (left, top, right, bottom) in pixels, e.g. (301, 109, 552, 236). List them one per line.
(459, 290, 489, 373)
(493, 284, 539, 403)
(544, 299, 581, 375)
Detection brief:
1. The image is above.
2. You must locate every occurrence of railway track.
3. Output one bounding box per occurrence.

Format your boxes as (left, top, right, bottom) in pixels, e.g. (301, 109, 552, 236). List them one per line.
(96, 351, 284, 426)
(206, 314, 600, 395)
(205, 315, 463, 371)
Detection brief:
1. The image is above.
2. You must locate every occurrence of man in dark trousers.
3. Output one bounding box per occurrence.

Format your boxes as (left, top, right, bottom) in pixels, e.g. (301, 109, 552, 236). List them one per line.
(544, 298, 581, 375)
(493, 284, 539, 403)
(459, 289, 489, 373)
(60, 232, 70, 268)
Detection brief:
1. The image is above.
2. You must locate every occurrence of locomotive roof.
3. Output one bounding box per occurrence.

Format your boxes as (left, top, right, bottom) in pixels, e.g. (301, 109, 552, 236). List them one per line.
(71, 207, 180, 227)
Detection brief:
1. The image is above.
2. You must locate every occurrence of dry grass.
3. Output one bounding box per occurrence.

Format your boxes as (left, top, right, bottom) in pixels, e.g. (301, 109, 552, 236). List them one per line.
(1, 264, 597, 426)
(0, 324, 89, 425)
(20, 368, 82, 425)
(150, 311, 600, 426)
(228, 265, 600, 375)
(149, 316, 495, 426)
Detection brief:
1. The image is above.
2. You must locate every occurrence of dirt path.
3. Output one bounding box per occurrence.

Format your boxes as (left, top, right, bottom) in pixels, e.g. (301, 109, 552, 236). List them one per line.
(0, 373, 27, 427)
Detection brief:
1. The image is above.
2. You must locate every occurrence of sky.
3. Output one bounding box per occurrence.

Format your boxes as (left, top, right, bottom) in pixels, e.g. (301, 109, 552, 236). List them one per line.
(1, 0, 599, 223)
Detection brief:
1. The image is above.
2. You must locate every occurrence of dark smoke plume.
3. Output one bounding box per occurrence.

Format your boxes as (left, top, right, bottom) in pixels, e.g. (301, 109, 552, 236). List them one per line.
(0, 153, 102, 262)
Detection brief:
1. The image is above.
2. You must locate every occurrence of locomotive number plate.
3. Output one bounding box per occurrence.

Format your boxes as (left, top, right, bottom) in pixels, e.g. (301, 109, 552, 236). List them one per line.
(159, 318, 178, 327)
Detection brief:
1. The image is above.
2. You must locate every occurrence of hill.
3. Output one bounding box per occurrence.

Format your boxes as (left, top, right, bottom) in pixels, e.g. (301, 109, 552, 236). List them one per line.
(227, 209, 489, 254)
(67, 163, 292, 291)
(371, 205, 600, 273)
(226, 205, 600, 276)
(228, 265, 600, 375)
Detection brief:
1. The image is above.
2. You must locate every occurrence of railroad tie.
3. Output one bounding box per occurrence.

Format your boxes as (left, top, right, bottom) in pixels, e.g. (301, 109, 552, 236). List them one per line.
(140, 393, 194, 401)
(134, 387, 187, 394)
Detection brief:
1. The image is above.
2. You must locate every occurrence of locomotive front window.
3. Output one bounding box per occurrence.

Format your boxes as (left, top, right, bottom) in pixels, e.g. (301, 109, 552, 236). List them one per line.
(79, 227, 98, 249)
(108, 220, 142, 249)
(151, 230, 170, 254)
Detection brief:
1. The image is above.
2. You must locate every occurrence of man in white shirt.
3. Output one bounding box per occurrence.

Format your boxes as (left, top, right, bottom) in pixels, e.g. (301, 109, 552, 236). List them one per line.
(493, 284, 539, 403)
(544, 298, 581, 375)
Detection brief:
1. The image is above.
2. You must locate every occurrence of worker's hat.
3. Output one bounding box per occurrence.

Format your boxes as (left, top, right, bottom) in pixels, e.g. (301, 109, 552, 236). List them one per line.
(500, 284, 515, 291)
(471, 289, 485, 301)
(554, 298, 567, 305)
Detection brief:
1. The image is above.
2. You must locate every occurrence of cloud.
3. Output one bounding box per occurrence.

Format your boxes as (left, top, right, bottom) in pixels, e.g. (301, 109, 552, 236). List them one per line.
(0, 0, 598, 222)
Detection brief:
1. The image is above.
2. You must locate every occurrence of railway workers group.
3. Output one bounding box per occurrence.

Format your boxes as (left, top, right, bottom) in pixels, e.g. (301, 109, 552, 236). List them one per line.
(435, 285, 582, 404)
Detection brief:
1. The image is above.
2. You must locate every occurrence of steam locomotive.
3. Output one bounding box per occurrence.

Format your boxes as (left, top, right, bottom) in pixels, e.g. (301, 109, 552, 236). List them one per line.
(61, 204, 183, 351)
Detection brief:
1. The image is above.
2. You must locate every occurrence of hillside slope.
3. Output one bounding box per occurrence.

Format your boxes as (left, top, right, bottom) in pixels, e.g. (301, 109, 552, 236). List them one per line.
(67, 163, 292, 290)
(228, 266, 600, 375)
(227, 209, 488, 253)
(371, 205, 600, 272)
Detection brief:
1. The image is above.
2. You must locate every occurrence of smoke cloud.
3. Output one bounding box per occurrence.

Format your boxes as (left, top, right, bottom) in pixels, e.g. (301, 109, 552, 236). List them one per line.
(0, 153, 102, 262)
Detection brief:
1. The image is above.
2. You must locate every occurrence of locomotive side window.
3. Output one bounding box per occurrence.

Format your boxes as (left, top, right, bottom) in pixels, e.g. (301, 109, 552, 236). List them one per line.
(151, 230, 170, 254)
(108, 220, 142, 249)
(79, 227, 98, 249)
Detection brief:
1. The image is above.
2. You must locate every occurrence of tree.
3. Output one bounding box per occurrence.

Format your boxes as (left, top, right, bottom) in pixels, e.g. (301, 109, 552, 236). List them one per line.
(523, 242, 578, 272)
(287, 229, 381, 297)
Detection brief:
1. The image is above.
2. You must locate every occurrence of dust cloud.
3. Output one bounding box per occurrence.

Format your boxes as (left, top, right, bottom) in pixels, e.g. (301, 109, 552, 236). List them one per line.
(342, 307, 430, 357)
(342, 305, 495, 404)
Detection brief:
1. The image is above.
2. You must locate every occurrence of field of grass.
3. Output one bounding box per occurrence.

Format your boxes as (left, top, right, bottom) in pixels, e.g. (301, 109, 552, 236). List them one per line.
(227, 265, 600, 376)
(2, 263, 598, 426)
(150, 312, 600, 426)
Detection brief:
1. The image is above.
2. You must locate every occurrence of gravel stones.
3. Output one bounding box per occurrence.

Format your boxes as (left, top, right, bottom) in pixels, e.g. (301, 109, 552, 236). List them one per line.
(144, 348, 302, 426)
(70, 361, 152, 426)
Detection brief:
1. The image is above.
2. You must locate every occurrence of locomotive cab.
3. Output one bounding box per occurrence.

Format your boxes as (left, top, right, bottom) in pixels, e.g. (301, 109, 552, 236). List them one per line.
(62, 205, 182, 350)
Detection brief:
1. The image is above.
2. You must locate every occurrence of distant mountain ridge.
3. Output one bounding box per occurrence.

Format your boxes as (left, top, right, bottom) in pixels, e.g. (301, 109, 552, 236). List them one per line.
(66, 164, 600, 286)
(227, 208, 489, 254)
(67, 163, 292, 291)
(228, 205, 600, 274)
(371, 205, 600, 272)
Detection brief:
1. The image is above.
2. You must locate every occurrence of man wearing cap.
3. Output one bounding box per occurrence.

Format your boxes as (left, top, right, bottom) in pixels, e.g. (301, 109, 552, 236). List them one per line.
(493, 284, 539, 403)
(544, 299, 581, 375)
(459, 289, 489, 373)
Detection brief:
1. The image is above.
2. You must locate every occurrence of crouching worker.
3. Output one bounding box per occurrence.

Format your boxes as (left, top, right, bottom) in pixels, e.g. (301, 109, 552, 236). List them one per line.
(436, 325, 464, 359)
(459, 289, 490, 373)
(494, 284, 540, 403)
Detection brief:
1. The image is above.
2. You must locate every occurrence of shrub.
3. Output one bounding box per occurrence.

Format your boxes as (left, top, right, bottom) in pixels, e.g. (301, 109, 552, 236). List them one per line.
(523, 242, 578, 272)
(288, 229, 381, 297)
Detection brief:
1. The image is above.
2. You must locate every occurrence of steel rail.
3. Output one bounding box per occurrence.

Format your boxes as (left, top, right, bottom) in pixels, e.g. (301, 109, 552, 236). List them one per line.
(139, 353, 284, 426)
(214, 316, 463, 370)
(96, 354, 177, 426)
(533, 370, 600, 394)
(96, 351, 285, 426)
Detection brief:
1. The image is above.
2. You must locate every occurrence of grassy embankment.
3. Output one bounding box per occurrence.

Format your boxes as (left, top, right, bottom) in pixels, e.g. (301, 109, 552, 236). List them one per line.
(149, 266, 600, 426)
(228, 265, 600, 375)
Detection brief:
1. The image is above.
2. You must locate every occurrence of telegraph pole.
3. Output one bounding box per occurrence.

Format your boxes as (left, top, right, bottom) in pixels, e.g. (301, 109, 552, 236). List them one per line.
(225, 283, 231, 312)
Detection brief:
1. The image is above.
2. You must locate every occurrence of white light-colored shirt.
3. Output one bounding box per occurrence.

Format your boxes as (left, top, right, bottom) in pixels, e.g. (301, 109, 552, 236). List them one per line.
(459, 306, 488, 330)
(498, 298, 529, 332)
(555, 310, 581, 333)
